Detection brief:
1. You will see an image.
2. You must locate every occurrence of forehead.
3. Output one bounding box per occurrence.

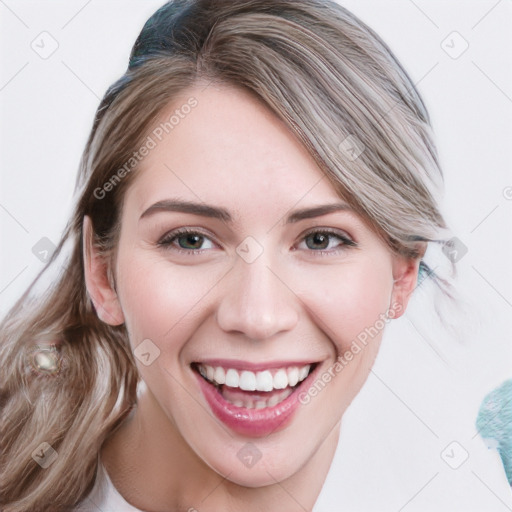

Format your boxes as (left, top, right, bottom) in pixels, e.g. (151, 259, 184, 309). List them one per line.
(124, 83, 344, 217)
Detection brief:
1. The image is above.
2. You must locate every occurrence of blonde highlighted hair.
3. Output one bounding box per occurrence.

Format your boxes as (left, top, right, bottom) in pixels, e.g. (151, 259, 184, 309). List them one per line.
(0, 1, 453, 510)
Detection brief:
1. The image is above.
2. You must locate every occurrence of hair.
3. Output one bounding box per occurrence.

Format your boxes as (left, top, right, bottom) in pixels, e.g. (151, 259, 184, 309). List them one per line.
(0, 1, 455, 510)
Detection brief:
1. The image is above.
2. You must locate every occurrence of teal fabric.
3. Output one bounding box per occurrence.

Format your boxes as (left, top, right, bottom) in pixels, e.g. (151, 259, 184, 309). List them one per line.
(476, 379, 512, 486)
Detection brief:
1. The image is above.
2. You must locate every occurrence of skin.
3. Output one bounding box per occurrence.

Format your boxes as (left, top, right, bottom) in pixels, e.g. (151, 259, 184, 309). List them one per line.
(83, 83, 424, 511)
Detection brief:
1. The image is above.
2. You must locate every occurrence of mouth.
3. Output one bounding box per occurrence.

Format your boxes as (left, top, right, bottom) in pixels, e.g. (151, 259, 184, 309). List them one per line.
(191, 360, 320, 437)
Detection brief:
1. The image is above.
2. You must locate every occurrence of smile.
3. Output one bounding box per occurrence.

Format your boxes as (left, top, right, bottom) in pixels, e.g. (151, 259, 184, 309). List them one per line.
(198, 362, 311, 394)
(192, 360, 319, 437)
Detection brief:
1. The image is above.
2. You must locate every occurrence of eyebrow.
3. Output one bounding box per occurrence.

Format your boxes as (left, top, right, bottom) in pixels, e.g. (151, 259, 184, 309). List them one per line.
(139, 199, 353, 224)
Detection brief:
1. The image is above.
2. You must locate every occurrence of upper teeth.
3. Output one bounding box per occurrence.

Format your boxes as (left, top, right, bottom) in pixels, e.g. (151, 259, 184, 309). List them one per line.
(197, 364, 311, 392)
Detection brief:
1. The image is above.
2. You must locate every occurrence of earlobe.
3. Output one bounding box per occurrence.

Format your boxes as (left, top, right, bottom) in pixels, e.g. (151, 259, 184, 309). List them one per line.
(390, 243, 426, 319)
(82, 215, 125, 326)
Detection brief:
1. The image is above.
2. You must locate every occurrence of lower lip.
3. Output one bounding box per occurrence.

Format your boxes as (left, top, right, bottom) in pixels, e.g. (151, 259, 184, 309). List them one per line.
(194, 366, 318, 438)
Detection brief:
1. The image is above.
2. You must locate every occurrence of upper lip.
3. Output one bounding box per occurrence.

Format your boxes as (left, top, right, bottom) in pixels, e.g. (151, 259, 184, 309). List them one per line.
(192, 358, 320, 372)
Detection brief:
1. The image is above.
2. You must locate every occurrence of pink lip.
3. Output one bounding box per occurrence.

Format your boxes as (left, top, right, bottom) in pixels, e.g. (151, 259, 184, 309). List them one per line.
(193, 363, 319, 438)
(193, 358, 317, 371)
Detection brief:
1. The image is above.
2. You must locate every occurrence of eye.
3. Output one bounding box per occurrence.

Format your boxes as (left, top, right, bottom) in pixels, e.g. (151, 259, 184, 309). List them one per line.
(157, 227, 356, 256)
(157, 228, 216, 253)
(297, 229, 356, 254)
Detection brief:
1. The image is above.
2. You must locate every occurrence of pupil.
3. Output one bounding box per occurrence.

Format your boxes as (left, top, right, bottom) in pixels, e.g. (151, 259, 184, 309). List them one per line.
(180, 234, 203, 249)
(308, 233, 328, 249)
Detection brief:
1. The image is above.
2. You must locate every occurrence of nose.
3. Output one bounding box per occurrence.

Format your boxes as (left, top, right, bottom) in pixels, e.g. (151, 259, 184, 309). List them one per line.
(215, 252, 299, 341)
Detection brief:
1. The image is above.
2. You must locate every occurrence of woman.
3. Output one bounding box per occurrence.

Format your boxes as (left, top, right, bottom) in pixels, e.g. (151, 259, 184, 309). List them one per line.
(0, 0, 481, 510)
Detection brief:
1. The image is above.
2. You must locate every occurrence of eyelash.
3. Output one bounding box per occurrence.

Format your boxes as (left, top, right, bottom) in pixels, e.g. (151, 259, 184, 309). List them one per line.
(157, 227, 357, 256)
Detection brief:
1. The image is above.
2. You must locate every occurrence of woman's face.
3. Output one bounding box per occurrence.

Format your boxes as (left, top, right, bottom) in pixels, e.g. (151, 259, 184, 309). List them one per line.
(89, 83, 419, 486)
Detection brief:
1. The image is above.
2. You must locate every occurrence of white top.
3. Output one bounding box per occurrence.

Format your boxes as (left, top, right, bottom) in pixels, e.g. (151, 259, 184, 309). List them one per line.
(74, 433, 512, 512)
(74, 462, 142, 512)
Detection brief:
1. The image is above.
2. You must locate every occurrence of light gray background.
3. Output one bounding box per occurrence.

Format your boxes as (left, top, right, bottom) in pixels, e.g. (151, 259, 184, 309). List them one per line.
(1, 1, 511, 510)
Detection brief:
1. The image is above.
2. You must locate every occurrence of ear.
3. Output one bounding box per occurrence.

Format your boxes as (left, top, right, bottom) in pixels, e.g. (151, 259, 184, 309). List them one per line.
(389, 243, 427, 319)
(83, 215, 125, 326)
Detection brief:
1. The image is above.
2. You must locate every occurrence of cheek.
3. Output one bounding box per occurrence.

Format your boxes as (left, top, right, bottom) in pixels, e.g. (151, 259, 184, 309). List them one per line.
(115, 252, 222, 346)
(291, 256, 394, 352)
